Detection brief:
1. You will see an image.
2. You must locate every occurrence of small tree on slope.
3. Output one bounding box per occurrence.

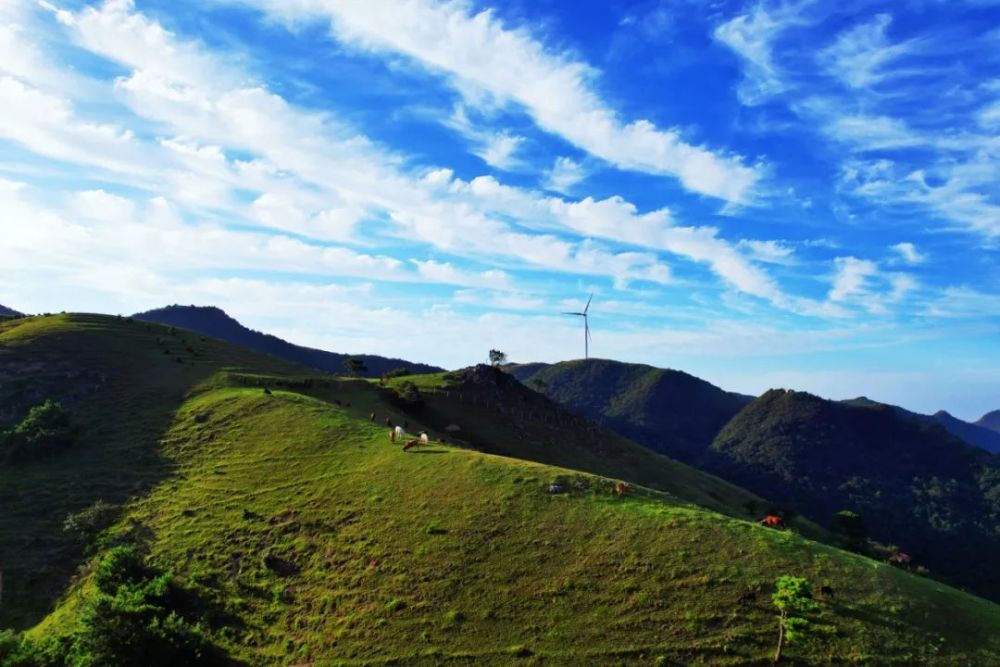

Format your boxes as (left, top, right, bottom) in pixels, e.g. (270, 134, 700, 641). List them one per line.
(772, 575, 818, 663)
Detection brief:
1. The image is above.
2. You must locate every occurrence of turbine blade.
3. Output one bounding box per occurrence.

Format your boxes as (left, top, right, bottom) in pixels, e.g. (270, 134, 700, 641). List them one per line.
(562, 312, 586, 316)
(584, 292, 593, 314)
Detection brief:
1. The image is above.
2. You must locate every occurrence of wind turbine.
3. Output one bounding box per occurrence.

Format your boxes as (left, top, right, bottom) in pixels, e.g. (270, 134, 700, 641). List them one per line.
(562, 293, 593, 359)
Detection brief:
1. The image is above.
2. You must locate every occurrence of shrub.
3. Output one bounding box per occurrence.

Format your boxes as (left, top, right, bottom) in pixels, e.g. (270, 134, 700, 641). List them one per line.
(396, 381, 422, 406)
(2, 400, 76, 462)
(64, 501, 120, 542)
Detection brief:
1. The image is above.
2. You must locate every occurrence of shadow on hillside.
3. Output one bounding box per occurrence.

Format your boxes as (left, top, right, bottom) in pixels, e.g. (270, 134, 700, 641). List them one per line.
(0, 318, 269, 631)
(409, 449, 449, 455)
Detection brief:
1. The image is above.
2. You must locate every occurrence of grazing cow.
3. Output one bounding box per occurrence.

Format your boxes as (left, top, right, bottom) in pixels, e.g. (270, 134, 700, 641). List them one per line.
(402, 439, 420, 452)
(614, 481, 630, 496)
(389, 429, 396, 443)
(820, 585, 835, 597)
(385, 416, 393, 427)
(369, 412, 376, 422)
(395, 426, 405, 441)
(760, 515, 785, 529)
(419, 432, 429, 444)
(736, 589, 757, 604)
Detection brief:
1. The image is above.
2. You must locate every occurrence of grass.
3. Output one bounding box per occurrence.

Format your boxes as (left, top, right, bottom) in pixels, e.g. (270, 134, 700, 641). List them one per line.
(3, 315, 1000, 665)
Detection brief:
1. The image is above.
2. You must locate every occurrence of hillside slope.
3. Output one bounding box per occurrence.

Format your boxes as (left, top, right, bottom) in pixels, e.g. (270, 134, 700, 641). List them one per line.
(708, 390, 1000, 601)
(3, 316, 1000, 665)
(508, 359, 752, 463)
(134, 305, 442, 378)
(0, 305, 21, 317)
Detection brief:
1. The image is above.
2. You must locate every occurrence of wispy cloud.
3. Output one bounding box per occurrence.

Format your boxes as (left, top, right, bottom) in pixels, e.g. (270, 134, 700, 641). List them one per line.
(223, 0, 763, 203)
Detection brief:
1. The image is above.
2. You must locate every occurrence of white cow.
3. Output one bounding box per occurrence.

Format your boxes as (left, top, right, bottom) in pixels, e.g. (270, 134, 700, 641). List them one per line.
(419, 432, 429, 444)
(394, 426, 405, 440)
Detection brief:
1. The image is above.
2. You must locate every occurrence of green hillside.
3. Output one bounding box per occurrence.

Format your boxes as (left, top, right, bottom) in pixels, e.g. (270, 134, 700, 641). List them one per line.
(3, 316, 1000, 665)
(709, 389, 1000, 602)
(508, 359, 752, 463)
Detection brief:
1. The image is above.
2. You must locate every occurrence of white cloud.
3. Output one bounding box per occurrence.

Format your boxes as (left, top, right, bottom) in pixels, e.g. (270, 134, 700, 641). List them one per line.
(713, 2, 797, 105)
(738, 239, 795, 264)
(544, 156, 586, 194)
(889, 241, 926, 264)
(820, 14, 917, 89)
(829, 256, 878, 302)
(223, 0, 762, 202)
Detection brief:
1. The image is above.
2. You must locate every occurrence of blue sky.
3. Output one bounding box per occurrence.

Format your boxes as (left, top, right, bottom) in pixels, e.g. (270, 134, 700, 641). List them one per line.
(0, 0, 997, 419)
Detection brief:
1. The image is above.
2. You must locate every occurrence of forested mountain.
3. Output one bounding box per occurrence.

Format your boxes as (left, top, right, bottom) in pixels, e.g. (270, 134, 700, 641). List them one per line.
(508, 359, 752, 463)
(707, 389, 1000, 600)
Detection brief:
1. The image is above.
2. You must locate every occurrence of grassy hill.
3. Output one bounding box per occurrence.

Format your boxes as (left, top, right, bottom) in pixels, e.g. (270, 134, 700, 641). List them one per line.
(709, 389, 1000, 602)
(134, 305, 443, 378)
(3, 316, 1000, 665)
(508, 359, 752, 463)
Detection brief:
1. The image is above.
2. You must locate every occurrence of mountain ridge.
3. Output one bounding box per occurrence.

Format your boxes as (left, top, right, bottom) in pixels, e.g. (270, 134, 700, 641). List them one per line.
(134, 304, 443, 379)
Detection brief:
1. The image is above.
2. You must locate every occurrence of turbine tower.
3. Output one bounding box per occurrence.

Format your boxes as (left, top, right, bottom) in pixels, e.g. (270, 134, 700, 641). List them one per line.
(562, 293, 593, 359)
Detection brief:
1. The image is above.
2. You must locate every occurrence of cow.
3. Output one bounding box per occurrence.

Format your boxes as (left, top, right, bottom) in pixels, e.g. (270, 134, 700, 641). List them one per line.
(369, 412, 376, 422)
(614, 481, 630, 496)
(402, 439, 420, 452)
(389, 429, 397, 443)
(419, 432, 429, 444)
(819, 585, 835, 597)
(384, 416, 393, 427)
(395, 425, 405, 440)
(760, 515, 785, 529)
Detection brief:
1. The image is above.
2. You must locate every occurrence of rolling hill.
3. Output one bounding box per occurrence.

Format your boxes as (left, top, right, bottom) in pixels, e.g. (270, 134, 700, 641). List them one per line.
(4, 315, 1000, 664)
(508, 359, 753, 463)
(133, 305, 443, 378)
(707, 389, 1000, 602)
(0, 305, 21, 317)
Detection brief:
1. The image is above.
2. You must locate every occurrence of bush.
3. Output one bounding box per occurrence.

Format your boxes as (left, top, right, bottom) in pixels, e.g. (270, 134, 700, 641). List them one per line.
(64, 501, 119, 542)
(69, 546, 218, 666)
(396, 381, 422, 406)
(2, 400, 76, 462)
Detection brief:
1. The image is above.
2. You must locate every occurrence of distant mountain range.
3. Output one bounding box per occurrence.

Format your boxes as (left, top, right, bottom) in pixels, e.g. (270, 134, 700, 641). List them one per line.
(133, 305, 443, 378)
(0, 304, 22, 316)
(508, 358, 752, 463)
(843, 396, 1000, 454)
(978, 410, 1000, 434)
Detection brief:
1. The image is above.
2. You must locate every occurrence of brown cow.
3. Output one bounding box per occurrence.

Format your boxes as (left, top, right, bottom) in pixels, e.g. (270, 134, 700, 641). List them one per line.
(402, 439, 420, 452)
(389, 429, 396, 443)
(614, 481, 630, 496)
(760, 514, 785, 529)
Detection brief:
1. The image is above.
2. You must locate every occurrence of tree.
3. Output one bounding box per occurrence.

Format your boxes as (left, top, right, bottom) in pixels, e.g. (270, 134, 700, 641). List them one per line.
(343, 358, 367, 377)
(488, 349, 507, 367)
(771, 575, 818, 663)
(832, 510, 867, 549)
